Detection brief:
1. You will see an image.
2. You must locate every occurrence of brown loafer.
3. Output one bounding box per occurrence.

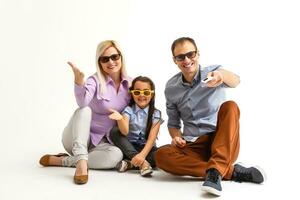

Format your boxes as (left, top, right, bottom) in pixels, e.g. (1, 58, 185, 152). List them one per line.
(39, 153, 69, 166)
(74, 173, 88, 185)
(74, 169, 89, 185)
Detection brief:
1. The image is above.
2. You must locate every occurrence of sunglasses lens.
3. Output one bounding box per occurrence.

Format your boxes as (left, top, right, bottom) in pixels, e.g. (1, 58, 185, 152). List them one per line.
(186, 51, 196, 59)
(111, 54, 120, 61)
(175, 55, 185, 61)
(144, 91, 151, 96)
(133, 91, 140, 96)
(99, 57, 109, 63)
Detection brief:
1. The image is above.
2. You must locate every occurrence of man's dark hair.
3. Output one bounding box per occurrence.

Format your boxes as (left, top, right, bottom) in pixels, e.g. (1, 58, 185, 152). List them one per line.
(171, 37, 198, 56)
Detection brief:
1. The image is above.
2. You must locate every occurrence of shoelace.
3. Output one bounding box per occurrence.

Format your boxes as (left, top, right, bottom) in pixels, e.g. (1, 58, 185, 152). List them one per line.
(206, 169, 220, 183)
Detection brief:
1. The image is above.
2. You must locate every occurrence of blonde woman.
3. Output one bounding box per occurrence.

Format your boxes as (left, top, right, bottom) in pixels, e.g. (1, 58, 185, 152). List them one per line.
(39, 40, 131, 184)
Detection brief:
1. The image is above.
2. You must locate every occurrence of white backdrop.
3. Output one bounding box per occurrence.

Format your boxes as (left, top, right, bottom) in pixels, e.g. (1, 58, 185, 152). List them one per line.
(0, 0, 299, 198)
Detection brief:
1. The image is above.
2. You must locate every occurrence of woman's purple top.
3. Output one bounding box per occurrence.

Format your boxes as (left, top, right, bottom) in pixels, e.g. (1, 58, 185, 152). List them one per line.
(74, 73, 131, 146)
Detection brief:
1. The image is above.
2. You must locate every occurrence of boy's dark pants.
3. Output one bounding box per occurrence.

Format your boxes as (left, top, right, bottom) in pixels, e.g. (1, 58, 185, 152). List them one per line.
(110, 127, 157, 167)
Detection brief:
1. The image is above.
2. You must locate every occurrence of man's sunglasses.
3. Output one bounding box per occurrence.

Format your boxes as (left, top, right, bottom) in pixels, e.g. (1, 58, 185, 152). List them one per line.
(98, 54, 121, 63)
(130, 89, 154, 96)
(174, 51, 197, 62)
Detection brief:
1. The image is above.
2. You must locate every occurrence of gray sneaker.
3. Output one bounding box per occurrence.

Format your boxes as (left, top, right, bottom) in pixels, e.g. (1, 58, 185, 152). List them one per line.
(116, 160, 134, 172)
(202, 168, 222, 196)
(232, 163, 266, 184)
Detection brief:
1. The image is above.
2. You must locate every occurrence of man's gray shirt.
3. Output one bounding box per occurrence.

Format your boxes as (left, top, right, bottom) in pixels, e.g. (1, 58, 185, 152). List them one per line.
(165, 65, 228, 142)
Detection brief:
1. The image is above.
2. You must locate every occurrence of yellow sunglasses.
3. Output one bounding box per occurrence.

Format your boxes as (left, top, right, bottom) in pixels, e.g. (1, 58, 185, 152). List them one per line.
(130, 89, 154, 96)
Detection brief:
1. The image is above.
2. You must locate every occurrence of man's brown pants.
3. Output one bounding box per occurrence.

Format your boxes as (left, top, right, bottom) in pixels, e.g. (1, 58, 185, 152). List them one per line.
(155, 101, 240, 179)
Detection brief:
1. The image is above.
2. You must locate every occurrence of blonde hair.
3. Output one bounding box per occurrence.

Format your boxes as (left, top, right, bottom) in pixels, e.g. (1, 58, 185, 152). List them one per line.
(95, 40, 128, 94)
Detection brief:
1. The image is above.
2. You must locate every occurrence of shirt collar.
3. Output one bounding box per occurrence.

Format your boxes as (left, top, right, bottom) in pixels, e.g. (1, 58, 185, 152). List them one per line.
(106, 74, 130, 86)
(133, 104, 149, 115)
(181, 65, 201, 86)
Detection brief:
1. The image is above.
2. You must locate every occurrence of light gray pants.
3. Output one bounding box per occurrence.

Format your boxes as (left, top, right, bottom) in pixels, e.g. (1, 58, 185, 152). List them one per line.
(61, 107, 123, 169)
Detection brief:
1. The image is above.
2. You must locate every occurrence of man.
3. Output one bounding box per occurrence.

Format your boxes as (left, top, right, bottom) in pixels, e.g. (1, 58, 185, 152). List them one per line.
(155, 37, 266, 196)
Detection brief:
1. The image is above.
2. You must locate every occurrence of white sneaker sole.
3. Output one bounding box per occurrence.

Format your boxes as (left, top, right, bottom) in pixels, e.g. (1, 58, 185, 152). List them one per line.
(201, 185, 221, 196)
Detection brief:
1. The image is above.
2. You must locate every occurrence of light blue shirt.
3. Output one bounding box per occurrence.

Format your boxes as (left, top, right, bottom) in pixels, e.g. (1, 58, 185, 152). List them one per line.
(122, 104, 163, 145)
(165, 65, 229, 142)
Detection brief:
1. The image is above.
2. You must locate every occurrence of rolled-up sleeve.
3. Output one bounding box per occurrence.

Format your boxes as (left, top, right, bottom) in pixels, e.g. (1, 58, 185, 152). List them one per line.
(74, 77, 97, 107)
(165, 95, 181, 129)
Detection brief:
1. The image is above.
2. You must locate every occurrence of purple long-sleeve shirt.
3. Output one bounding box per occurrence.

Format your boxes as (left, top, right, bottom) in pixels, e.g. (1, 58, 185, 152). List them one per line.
(74, 73, 131, 146)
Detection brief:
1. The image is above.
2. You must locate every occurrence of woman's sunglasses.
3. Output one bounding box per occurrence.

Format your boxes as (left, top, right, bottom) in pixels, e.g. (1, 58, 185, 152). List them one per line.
(99, 54, 121, 63)
(174, 51, 197, 61)
(130, 89, 154, 96)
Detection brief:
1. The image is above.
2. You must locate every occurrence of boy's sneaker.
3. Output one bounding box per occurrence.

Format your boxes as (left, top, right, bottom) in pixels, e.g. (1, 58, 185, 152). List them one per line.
(201, 168, 222, 196)
(232, 163, 266, 184)
(140, 161, 153, 177)
(116, 160, 134, 172)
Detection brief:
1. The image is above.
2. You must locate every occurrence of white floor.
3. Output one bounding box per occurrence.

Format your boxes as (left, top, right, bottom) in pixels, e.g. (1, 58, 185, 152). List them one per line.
(0, 106, 293, 200)
(1, 153, 275, 200)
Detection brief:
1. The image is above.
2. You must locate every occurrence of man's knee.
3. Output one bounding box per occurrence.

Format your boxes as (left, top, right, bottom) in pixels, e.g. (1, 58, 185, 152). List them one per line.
(220, 101, 240, 114)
